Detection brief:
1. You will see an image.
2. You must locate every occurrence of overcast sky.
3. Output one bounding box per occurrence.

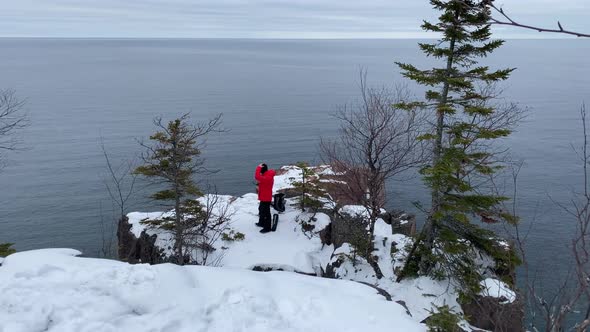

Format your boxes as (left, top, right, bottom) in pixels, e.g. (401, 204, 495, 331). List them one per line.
(1, 0, 587, 38)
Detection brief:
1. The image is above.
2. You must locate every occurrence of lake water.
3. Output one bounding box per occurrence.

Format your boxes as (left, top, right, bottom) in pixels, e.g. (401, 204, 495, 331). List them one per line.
(1, 38, 589, 305)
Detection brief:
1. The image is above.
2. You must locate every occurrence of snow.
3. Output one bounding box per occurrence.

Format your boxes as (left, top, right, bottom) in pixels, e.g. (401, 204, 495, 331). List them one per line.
(272, 165, 303, 192)
(125, 164, 341, 273)
(0, 164, 500, 331)
(0, 249, 425, 332)
(339, 205, 387, 219)
(496, 240, 511, 250)
(273, 164, 344, 192)
(319, 178, 347, 184)
(339, 205, 369, 217)
(122, 165, 481, 329)
(480, 278, 517, 303)
(127, 211, 175, 255)
(313, 212, 332, 232)
(128, 192, 332, 274)
(374, 218, 392, 236)
(212, 194, 329, 274)
(328, 226, 464, 323)
(316, 165, 336, 175)
(127, 212, 169, 238)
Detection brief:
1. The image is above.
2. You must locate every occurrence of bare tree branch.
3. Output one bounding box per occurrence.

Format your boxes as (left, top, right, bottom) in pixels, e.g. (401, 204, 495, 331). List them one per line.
(101, 138, 139, 218)
(0, 89, 29, 170)
(484, 0, 590, 38)
(320, 69, 428, 278)
(508, 103, 590, 331)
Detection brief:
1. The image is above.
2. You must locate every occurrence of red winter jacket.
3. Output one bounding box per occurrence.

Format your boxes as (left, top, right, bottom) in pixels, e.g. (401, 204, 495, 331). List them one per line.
(255, 165, 276, 202)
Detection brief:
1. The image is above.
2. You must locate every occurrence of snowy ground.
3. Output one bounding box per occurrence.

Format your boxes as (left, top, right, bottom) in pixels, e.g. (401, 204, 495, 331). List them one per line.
(328, 217, 464, 323)
(127, 193, 333, 275)
(0, 165, 508, 331)
(0, 249, 424, 332)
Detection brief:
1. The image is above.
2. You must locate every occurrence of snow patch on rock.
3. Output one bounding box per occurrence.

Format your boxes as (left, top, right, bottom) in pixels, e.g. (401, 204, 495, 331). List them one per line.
(480, 278, 516, 303)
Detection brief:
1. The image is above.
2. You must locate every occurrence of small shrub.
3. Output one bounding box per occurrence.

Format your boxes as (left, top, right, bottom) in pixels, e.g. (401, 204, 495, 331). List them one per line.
(425, 304, 464, 332)
(291, 162, 326, 212)
(0, 243, 16, 257)
(222, 230, 245, 242)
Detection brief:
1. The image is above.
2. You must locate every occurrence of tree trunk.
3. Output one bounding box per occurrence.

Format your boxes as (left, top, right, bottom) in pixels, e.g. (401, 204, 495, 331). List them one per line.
(174, 187, 183, 264)
(416, 16, 459, 274)
(368, 212, 384, 279)
(397, 27, 458, 281)
(172, 137, 183, 264)
(364, 172, 384, 279)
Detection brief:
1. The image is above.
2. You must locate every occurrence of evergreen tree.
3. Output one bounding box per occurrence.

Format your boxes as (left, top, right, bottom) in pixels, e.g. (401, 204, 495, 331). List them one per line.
(395, 0, 520, 294)
(134, 114, 223, 264)
(291, 161, 325, 212)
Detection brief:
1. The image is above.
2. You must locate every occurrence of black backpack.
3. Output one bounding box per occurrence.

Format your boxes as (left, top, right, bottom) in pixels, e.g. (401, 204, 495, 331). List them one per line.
(272, 193, 286, 213)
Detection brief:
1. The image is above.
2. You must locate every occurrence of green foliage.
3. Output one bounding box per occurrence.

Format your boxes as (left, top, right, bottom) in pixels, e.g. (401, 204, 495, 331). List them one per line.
(425, 304, 464, 332)
(134, 116, 206, 207)
(222, 230, 245, 242)
(334, 215, 375, 265)
(290, 162, 326, 212)
(0, 243, 16, 257)
(395, 0, 522, 291)
(134, 114, 222, 263)
(399, 241, 422, 279)
(397, 0, 516, 224)
(426, 217, 521, 297)
(140, 199, 208, 231)
(140, 215, 177, 231)
(349, 234, 373, 263)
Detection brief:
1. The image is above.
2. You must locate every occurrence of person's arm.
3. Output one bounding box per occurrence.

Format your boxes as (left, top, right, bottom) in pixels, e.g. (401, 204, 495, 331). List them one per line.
(254, 165, 263, 182)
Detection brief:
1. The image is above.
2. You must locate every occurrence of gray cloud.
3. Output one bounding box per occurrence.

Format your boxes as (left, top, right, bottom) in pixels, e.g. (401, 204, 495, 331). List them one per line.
(0, 0, 586, 38)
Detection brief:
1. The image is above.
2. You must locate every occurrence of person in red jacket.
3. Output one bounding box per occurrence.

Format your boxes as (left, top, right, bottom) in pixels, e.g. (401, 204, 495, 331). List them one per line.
(254, 163, 276, 233)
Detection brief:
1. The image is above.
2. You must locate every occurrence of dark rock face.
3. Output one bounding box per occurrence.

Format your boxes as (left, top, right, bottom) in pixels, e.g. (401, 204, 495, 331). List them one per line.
(381, 211, 417, 237)
(117, 216, 165, 264)
(319, 223, 332, 246)
(324, 254, 344, 279)
(461, 295, 524, 332)
(251, 265, 317, 277)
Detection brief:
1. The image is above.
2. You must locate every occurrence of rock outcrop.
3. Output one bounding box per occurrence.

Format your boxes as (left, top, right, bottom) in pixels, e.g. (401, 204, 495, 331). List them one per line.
(324, 253, 344, 279)
(116, 216, 165, 264)
(319, 222, 332, 245)
(461, 294, 525, 332)
(381, 211, 417, 237)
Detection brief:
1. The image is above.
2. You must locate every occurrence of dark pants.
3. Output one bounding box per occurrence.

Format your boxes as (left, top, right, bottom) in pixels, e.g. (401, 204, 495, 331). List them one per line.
(258, 201, 272, 230)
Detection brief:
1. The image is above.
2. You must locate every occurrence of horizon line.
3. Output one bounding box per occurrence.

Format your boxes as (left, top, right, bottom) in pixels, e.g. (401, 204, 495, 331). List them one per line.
(0, 36, 581, 41)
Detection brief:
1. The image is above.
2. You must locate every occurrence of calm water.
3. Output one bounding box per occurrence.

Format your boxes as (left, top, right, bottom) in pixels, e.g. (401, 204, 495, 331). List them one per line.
(1, 38, 589, 304)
